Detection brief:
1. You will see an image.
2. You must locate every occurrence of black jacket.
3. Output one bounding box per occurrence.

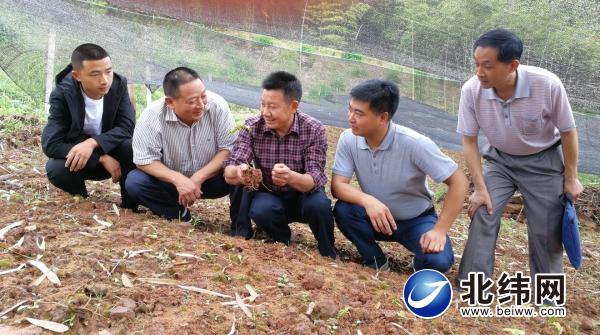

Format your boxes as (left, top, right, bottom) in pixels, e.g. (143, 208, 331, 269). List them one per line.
(41, 64, 135, 168)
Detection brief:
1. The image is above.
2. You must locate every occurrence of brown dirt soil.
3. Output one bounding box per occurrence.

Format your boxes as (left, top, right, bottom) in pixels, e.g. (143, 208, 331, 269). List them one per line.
(0, 115, 599, 334)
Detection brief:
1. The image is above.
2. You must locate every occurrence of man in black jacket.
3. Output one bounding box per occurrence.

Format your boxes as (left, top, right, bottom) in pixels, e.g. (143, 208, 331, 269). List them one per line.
(42, 43, 137, 209)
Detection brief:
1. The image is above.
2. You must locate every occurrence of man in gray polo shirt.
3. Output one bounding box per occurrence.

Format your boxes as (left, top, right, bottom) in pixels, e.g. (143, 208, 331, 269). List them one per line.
(457, 29, 583, 283)
(125, 67, 242, 223)
(332, 79, 468, 272)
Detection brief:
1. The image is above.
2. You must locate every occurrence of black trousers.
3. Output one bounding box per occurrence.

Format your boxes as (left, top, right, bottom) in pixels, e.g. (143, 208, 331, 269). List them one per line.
(125, 168, 245, 224)
(45, 139, 137, 209)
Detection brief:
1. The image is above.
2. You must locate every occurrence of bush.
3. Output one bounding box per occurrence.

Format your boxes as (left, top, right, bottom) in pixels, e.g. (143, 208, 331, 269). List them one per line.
(341, 52, 363, 62)
(300, 44, 315, 54)
(255, 36, 273, 46)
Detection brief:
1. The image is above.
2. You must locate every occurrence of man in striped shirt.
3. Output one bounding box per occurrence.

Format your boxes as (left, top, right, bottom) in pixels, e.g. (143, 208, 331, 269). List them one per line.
(457, 29, 584, 283)
(126, 67, 240, 222)
(224, 71, 336, 259)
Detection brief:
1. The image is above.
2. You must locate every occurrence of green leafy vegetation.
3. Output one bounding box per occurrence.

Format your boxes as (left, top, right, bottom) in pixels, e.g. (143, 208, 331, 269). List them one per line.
(255, 36, 273, 46)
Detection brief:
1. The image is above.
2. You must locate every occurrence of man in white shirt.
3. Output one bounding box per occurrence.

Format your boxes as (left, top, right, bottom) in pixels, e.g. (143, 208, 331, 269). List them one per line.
(42, 43, 137, 209)
(126, 67, 244, 224)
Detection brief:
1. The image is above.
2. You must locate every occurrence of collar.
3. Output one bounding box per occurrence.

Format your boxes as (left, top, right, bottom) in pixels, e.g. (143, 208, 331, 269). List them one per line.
(162, 98, 208, 126)
(358, 122, 395, 151)
(484, 65, 530, 101)
(164, 101, 179, 122)
(261, 112, 300, 136)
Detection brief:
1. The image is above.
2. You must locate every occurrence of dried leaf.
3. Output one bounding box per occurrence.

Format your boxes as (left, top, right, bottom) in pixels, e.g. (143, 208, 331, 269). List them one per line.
(79, 231, 97, 237)
(0, 221, 23, 240)
(175, 252, 201, 260)
(112, 204, 120, 217)
(8, 236, 24, 250)
(28, 260, 60, 285)
(121, 273, 134, 288)
(25, 317, 69, 333)
(96, 260, 110, 277)
(551, 322, 563, 334)
(245, 284, 258, 302)
(137, 277, 179, 285)
(0, 299, 28, 317)
(127, 249, 152, 258)
(36, 236, 45, 251)
(221, 301, 254, 307)
(391, 323, 414, 335)
(92, 215, 112, 227)
(24, 225, 37, 231)
(235, 292, 253, 318)
(178, 285, 232, 299)
(31, 273, 47, 287)
(0, 263, 25, 276)
(502, 329, 525, 335)
(227, 316, 236, 335)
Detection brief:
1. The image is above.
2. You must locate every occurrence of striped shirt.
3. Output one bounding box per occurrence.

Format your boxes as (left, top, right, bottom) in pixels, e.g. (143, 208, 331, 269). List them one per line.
(224, 111, 328, 193)
(457, 65, 576, 155)
(133, 91, 235, 177)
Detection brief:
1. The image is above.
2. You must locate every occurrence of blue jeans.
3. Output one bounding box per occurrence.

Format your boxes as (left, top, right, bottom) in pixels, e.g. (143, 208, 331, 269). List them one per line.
(334, 200, 454, 272)
(248, 188, 336, 259)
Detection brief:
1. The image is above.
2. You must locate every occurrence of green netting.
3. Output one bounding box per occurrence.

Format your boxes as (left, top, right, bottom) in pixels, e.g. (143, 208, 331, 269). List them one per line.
(2, 0, 597, 115)
(1, 0, 599, 172)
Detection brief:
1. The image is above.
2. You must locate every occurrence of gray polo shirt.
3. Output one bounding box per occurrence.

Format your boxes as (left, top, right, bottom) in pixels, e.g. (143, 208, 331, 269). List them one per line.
(133, 91, 235, 177)
(332, 122, 458, 221)
(457, 65, 575, 155)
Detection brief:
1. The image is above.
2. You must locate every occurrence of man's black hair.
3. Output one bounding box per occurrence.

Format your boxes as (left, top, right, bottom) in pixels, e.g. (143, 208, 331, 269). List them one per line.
(71, 43, 110, 70)
(163, 67, 201, 98)
(262, 71, 302, 103)
(473, 29, 523, 62)
(350, 79, 399, 119)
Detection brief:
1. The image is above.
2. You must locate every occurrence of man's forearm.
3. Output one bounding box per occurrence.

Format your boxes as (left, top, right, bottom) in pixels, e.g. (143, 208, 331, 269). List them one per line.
(331, 178, 371, 206)
(463, 136, 486, 190)
(435, 170, 469, 233)
(560, 130, 579, 181)
(137, 161, 185, 185)
(191, 150, 230, 185)
(287, 171, 315, 193)
(223, 165, 241, 185)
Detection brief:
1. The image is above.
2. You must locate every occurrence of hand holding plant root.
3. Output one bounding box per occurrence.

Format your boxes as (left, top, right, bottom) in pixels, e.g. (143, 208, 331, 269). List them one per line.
(237, 163, 263, 191)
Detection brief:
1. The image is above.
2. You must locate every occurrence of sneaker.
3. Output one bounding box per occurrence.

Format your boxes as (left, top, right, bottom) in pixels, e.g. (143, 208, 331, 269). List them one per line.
(179, 208, 192, 223)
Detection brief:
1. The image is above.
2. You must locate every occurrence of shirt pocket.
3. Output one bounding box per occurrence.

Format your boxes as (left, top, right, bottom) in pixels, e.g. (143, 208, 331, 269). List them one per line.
(518, 111, 542, 136)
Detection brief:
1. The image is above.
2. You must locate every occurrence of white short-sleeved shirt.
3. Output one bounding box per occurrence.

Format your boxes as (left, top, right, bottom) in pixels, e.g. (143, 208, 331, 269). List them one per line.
(332, 123, 458, 221)
(132, 91, 235, 177)
(457, 65, 575, 155)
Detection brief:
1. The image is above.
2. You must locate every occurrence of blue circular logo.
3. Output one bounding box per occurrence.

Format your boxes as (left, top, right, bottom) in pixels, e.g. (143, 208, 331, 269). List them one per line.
(403, 269, 453, 319)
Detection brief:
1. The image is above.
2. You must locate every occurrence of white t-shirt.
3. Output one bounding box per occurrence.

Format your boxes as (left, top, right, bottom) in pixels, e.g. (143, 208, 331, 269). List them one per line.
(82, 91, 104, 136)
